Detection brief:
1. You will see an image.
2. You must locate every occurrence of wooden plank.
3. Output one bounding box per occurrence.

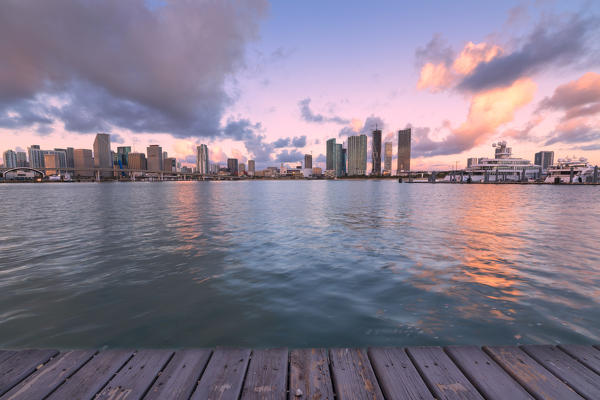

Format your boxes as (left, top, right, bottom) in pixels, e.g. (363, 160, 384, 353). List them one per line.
(189, 348, 251, 400)
(484, 346, 582, 400)
(289, 348, 334, 400)
(46, 349, 133, 400)
(95, 350, 173, 400)
(445, 346, 532, 400)
(1, 350, 94, 400)
(406, 346, 483, 400)
(559, 345, 600, 375)
(0, 349, 58, 397)
(241, 348, 288, 400)
(144, 349, 212, 400)
(522, 345, 600, 400)
(368, 347, 433, 400)
(329, 348, 384, 400)
(0, 352, 17, 367)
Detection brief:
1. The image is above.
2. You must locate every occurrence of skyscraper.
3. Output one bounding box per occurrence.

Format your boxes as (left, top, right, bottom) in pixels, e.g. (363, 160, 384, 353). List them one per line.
(347, 134, 367, 176)
(239, 163, 246, 175)
(371, 128, 382, 175)
(335, 143, 343, 177)
(147, 145, 163, 171)
(164, 157, 176, 172)
(384, 142, 392, 173)
(534, 151, 554, 171)
(248, 160, 255, 176)
(44, 154, 60, 175)
(66, 147, 75, 169)
(3, 150, 17, 168)
(304, 154, 312, 169)
(74, 149, 94, 177)
(52, 149, 68, 169)
(326, 138, 336, 171)
(16, 151, 27, 167)
(128, 153, 147, 170)
(28, 145, 44, 168)
(227, 158, 238, 175)
(397, 128, 411, 173)
(116, 146, 131, 167)
(93, 133, 112, 169)
(196, 144, 209, 175)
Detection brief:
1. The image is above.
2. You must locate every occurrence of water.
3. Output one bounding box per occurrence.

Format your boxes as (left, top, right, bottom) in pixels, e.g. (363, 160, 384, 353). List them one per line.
(0, 181, 599, 349)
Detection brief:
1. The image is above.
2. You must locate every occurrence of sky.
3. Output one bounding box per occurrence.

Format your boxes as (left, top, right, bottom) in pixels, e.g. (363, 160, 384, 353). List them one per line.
(1, 0, 599, 170)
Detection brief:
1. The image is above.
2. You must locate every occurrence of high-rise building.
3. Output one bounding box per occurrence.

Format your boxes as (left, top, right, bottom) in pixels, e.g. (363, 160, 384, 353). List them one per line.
(335, 143, 343, 177)
(534, 151, 554, 171)
(93, 133, 112, 169)
(3, 150, 17, 168)
(397, 128, 411, 173)
(384, 142, 392, 172)
(66, 147, 74, 169)
(163, 157, 176, 172)
(128, 153, 147, 170)
(467, 157, 478, 168)
(28, 145, 44, 168)
(52, 149, 68, 169)
(116, 146, 131, 167)
(326, 138, 336, 171)
(371, 128, 382, 175)
(239, 163, 246, 175)
(74, 149, 94, 177)
(44, 154, 60, 175)
(227, 158, 238, 175)
(248, 160, 255, 176)
(163, 151, 168, 160)
(196, 144, 209, 175)
(347, 134, 367, 176)
(304, 154, 312, 169)
(16, 151, 27, 167)
(147, 145, 163, 171)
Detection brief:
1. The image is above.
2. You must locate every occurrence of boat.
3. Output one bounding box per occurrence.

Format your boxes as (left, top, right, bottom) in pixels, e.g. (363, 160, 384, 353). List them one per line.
(544, 157, 592, 183)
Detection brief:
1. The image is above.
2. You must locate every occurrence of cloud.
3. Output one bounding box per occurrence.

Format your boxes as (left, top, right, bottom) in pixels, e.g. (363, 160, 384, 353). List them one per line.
(545, 118, 600, 145)
(458, 14, 598, 92)
(415, 34, 454, 67)
(298, 98, 349, 124)
(272, 137, 290, 148)
(338, 115, 385, 138)
(268, 135, 306, 149)
(291, 136, 306, 147)
(501, 115, 543, 141)
(0, 0, 268, 138)
(315, 154, 326, 163)
(274, 149, 303, 163)
(111, 133, 125, 144)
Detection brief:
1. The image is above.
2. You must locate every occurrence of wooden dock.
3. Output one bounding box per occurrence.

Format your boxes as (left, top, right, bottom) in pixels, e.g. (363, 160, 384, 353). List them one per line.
(1, 345, 600, 399)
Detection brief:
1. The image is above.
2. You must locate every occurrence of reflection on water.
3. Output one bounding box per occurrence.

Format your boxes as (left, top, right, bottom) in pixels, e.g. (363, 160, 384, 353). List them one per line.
(0, 181, 599, 348)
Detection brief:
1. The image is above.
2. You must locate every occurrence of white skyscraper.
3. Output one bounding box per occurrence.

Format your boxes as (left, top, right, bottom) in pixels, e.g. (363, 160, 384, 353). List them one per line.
(196, 144, 209, 175)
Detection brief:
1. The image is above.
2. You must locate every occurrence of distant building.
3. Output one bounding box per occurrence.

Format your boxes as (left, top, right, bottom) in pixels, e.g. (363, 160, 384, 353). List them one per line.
(312, 167, 322, 176)
(28, 145, 44, 168)
(347, 134, 367, 176)
(16, 151, 27, 167)
(116, 146, 131, 167)
(248, 160, 255, 176)
(371, 128, 382, 175)
(384, 142, 392, 173)
(93, 133, 112, 169)
(534, 151, 554, 171)
(397, 128, 411, 172)
(326, 138, 336, 171)
(74, 149, 94, 177)
(44, 154, 60, 175)
(239, 163, 246, 175)
(147, 145, 163, 171)
(3, 150, 17, 168)
(227, 158, 238, 175)
(66, 147, 75, 169)
(163, 151, 168, 160)
(128, 152, 147, 170)
(335, 143, 344, 177)
(163, 157, 176, 172)
(210, 163, 220, 174)
(196, 144, 209, 175)
(467, 157, 478, 168)
(52, 149, 68, 169)
(304, 154, 312, 169)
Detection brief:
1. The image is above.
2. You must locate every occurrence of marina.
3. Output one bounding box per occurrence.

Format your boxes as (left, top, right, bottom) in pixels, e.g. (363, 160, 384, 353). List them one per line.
(1, 345, 600, 399)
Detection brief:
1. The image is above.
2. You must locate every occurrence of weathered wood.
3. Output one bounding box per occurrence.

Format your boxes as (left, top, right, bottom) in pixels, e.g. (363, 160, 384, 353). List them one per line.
(145, 349, 212, 400)
(190, 348, 251, 400)
(1, 350, 94, 400)
(406, 346, 483, 400)
(367, 347, 433, 400)
(46, 349, 133, 400)
(484, 346, 582, 400)
(445, 346, 532, 400)
(95, 350, 173, 400)
(522, 345, 600, 400)
(289, 348, 334, 400)
(0, 349, 58, 397)
(559, 345, 600, 375)
(0, 352, 17, 367)
(329, 348, 384, 400)
(241, 348, 288, 400)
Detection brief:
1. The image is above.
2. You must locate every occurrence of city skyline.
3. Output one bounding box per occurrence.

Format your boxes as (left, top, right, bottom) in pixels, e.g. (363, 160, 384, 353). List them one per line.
(1, 1, 599, 171)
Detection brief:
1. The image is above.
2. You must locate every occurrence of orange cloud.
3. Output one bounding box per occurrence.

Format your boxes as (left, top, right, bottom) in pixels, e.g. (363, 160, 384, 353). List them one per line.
(417, 62, 454, 92)
(452, 42, 502, 75)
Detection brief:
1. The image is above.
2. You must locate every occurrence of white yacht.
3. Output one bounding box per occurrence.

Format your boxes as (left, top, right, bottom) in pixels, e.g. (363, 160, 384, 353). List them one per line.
(453, 141, 541, 182)
(544, 157, 592, 183)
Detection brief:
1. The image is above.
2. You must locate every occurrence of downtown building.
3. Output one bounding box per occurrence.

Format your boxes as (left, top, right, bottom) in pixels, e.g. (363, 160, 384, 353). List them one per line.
(196, 144, 209, 175)
(74, 149, 94, 177)
(397, 128, 411, 173)
(147, 145, 163, 172)
(304, 154, 312, 169)
(247, 160, 255, 176)
(347, 134, 367, 176)
(3, 150, 17, 168)
(384, 142, 392, 173)
(16, 151, 28, 167)
(371, 128, 382, 175)
(227, 158, 239, 175)
(534, 151, 554, 172)
(28, 145, 45, 168)
(326, 138, 337, 171)
(93, 133, 112, 177)
(128, 153, 147, 171)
